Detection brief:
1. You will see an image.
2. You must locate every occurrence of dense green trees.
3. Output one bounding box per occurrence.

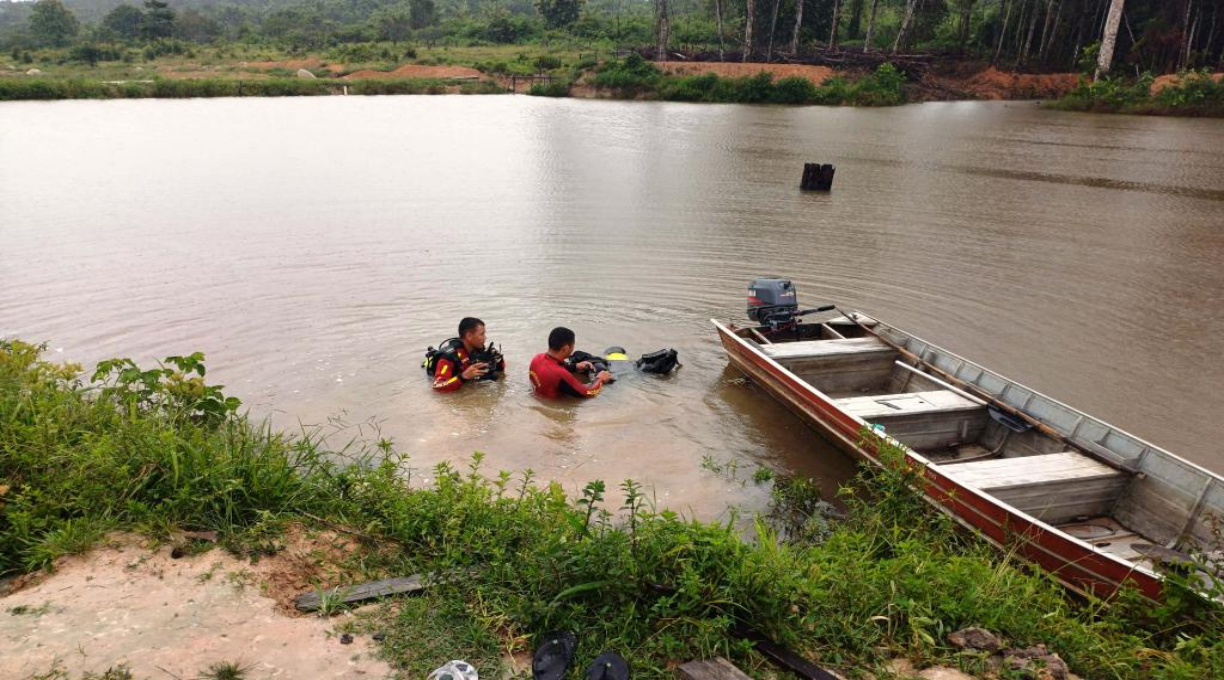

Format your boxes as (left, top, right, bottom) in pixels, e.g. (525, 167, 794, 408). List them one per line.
(29, 0, 78, 47)
(100, 4, 141, 41)
(1, 0, 1222, 75)
(537, 0, 584, 29)
(140, 0, 174, 41)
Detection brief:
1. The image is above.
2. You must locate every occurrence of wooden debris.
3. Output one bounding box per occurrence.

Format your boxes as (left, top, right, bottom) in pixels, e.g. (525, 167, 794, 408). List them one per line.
(677, 658, 753, 680)
(733, 626, 842, 680)
(294, 575, 428, 612)
(752, 637, 841, 680)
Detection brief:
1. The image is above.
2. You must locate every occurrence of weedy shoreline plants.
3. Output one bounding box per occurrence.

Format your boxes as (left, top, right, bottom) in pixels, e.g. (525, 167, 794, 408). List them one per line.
(2, 340, 1223, 678)
(1048, 70, 1224, 117)
(590, 59, 907, 107)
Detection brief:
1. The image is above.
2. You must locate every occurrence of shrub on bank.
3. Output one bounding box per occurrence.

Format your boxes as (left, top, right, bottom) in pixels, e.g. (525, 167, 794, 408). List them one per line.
(527, 79, 570, 97)
(591, 61, 907, 107)
(1049, 70, 1224, 117)
(2, 341, 1222, 677)
(590, 52, 662, 94)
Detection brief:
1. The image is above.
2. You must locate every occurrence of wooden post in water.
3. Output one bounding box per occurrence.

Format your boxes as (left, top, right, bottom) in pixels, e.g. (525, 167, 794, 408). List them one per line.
(800, 163, 836, 191)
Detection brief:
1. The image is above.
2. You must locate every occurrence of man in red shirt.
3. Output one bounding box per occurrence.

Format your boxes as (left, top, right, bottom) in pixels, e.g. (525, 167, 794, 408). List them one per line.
(529, 327, 613, 399)
(428, 317, 506, 392)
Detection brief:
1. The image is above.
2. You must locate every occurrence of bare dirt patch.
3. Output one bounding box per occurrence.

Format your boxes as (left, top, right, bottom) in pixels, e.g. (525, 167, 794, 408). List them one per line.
(156, 65, 273, 81)
(657, 61, 835, 85)
(1151, 71, 1223, 94)
(244, 58, 345, 74)
(956, 67, 1081, 100)
(0, 532, 392, 679)
(344, 64, 485, 80)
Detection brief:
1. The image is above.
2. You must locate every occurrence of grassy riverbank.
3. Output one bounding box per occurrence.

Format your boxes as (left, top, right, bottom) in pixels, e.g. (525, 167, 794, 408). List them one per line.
(1047, 71, 1224, 118)
(0, 46, 905, 105)
(0, 76, 502, 100)
(575, 55, 905, 106)
(3, 340, 1223, 678)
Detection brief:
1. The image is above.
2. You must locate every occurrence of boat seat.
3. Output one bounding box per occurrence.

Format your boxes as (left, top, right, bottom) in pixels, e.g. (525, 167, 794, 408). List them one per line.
(833, 390, 983, 420)
(834, 390, 988, 450)
(759, 337, 894, 361)
(760, 338, 901, 394)
(939, 452, 1129, 524)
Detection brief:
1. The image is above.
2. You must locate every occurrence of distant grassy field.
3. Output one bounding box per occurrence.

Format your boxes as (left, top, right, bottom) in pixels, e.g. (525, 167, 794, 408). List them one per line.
(0, 42, 603, 83)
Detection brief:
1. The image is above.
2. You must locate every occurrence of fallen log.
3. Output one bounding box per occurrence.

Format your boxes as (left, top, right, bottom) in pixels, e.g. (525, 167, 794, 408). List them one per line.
(295, 575, 428, 612)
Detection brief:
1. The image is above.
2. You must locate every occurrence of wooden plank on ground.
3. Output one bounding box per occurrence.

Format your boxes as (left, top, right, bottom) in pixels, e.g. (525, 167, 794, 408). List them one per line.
(676, 658, 753, 680)
(753, 638, 842, 680)
(295, 575, 427, 612)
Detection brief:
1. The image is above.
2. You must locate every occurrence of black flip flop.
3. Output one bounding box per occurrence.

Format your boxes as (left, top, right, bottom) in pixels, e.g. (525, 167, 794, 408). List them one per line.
(586, 652, 629, 680)
(532, 631, 578, 680)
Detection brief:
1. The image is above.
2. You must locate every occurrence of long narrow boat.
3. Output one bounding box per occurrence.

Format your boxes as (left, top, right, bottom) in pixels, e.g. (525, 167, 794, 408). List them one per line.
(714, 303, 1224, 600)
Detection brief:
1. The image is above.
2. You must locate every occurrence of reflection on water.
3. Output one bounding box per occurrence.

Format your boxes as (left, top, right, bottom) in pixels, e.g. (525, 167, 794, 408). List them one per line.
(1, 96, 1221, 518)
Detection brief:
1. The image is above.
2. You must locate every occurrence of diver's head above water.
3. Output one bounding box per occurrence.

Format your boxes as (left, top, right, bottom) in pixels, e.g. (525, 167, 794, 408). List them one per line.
(458, 316, 486, 354)
(530, 327, 613, 399)
(546, 326, 576, 361)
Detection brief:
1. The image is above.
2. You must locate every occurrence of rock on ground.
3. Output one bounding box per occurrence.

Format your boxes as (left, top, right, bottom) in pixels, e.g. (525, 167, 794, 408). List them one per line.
(918, 668, 976, 680)
(1004, 645, 1070, 680)
(948, 627, 1002, 652)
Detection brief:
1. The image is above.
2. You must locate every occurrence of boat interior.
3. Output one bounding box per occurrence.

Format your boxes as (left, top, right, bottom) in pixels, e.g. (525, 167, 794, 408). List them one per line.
(733, 318, 1224, 578)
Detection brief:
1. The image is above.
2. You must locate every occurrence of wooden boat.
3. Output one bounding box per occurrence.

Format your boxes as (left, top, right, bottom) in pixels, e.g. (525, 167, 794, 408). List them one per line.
(714, 311, 1224, 600)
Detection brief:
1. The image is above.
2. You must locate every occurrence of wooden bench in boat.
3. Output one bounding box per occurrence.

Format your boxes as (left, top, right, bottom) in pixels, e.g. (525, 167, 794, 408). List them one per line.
(759, 336, 893, 360)
(938, 451, 1129, 524)
(760, 338, 898, 393)
(834, 390, 988, 450)
(834, 390, 982, 420)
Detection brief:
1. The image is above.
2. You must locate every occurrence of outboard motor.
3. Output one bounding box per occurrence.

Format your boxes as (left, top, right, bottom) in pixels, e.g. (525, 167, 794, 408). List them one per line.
(747, 277, 834, 332)
(747, 278, 799, 324)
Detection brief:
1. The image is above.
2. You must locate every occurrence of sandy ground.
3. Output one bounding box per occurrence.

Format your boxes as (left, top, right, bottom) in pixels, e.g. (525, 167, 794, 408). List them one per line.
(657, 61, 836, 85)
(0, 533, 393, 680)
(1151, 71, 1224, 94)
(344, 64, 485, 80)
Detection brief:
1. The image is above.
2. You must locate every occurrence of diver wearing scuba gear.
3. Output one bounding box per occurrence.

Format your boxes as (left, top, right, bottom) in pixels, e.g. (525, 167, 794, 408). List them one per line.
(529, 327, 613, 399)
(424, 317, 506, 392)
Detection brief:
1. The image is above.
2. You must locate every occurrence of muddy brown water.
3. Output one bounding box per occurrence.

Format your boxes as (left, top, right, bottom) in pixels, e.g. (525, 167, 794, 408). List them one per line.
(2, 97, 1222, 519)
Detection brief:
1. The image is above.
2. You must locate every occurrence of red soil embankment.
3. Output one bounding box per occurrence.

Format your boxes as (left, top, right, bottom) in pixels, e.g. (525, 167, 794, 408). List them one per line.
(957, 67, 1082, 100)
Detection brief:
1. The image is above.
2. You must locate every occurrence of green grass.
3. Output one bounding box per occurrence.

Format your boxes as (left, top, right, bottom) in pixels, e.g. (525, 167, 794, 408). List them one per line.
(341, 594, 506, 677)
(199, 661, 250, 680)
(0, 77, 505, 101)
(2, 339, 1223, 677)
(1048, 70, 1224, 117)
(590, 55, 907, 107)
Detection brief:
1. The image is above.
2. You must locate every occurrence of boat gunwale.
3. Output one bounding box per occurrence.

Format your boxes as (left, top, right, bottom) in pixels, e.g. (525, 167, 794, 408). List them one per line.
(870, 318, 1224, 486)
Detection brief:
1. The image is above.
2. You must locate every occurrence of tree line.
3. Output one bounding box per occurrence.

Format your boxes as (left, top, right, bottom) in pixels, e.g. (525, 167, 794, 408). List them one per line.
(2, 0, 1222, 75)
